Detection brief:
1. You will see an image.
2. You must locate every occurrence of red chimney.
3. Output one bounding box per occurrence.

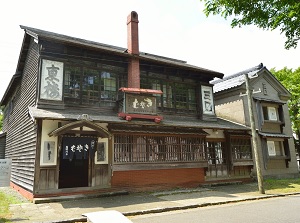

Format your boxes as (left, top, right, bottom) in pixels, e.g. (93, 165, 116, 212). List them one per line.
(127, 11, 140, 89)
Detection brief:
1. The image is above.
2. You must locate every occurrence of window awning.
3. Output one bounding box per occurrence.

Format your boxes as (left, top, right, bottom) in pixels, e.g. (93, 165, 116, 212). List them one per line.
(258, 132, 291, 138)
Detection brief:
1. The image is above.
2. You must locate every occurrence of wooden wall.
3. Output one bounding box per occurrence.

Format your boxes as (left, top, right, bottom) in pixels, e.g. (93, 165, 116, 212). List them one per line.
(0, 134, 6, 159)
(3, 38, 39, 192)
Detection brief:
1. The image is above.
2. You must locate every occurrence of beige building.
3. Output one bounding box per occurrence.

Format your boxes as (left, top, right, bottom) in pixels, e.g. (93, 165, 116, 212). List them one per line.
(212, 63, 299, 178)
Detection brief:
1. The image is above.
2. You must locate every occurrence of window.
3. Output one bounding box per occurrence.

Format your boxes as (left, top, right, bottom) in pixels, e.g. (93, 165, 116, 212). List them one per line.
(63, 64, 120, 107)
(267, 141, 276, 156)
(207, 142, 226, 165)
(267, 140, 285, 156)
(231, 137, 252, 160)
(263, 106, 278, 121)
(114, 134, 206, 163)
(140, 75, 197, 114)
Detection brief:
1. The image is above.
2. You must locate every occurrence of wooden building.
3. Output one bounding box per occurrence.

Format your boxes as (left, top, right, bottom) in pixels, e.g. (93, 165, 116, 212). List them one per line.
(212, 64, 299, 178)
(1, 12, 255, 201)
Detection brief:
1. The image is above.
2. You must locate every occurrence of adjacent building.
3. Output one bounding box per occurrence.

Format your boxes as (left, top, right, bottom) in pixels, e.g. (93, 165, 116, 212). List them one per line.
(212, 63, 299, 178)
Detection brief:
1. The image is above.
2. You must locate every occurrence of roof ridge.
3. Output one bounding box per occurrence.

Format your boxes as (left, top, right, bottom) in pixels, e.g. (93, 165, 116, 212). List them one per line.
(211, 63, 264, 84)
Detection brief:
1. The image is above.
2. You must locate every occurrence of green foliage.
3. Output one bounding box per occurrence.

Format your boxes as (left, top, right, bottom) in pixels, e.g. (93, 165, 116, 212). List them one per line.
(200, 0, 300, 49)
(271, 67, 300, 153)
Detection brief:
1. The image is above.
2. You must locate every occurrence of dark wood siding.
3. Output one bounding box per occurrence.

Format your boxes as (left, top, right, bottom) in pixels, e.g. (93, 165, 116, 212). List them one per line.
(3, 38, 39, 191)
(0, 134, 6, 159)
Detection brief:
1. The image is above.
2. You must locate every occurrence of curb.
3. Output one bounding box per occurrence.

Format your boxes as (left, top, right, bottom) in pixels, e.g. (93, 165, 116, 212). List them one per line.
(46, 192, 300, 223)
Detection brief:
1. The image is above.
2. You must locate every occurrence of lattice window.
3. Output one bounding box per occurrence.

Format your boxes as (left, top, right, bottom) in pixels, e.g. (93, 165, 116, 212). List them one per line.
(114, 134, 206, 163)
(231, 137, 252, 160)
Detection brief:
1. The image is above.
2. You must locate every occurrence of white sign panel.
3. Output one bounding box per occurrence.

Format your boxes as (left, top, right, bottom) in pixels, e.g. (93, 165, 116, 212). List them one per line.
(40, 59, 64, 101)
(0, 159, 12, 187)
(201, 86, 215, 115)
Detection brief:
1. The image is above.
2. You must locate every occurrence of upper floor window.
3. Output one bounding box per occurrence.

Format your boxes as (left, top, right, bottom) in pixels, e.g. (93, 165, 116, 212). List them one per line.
(140, 75, 197, 114)
(263, 106, 278, 121)
(64, 64, 121, 107)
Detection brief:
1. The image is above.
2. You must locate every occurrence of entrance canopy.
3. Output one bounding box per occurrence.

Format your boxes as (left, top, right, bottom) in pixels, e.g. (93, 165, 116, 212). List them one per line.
(48, 120, 111, 138)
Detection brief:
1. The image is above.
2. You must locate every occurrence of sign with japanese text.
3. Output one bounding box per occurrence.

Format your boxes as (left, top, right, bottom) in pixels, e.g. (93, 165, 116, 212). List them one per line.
(201, 86, 215, 115)
(62, 137, 97, 160)
(40, 59, 64, 101)
(125, 94, 157, 115)
(0, 159, 12, 187)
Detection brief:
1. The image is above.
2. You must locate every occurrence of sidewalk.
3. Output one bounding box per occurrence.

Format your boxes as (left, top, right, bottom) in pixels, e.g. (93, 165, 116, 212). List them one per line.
(4, 182, 297, 223)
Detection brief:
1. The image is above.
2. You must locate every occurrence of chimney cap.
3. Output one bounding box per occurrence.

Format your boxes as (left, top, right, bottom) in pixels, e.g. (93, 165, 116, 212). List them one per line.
(127, 11, 139, 24)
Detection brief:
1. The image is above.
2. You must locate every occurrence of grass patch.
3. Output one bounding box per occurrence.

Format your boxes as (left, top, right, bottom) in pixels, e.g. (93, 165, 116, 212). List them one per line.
(264, 178, 300, 194)
(0, 189, 25, 223)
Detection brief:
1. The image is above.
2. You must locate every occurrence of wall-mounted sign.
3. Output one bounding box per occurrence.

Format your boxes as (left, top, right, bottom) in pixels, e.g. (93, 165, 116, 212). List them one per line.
(95, 138, 108, 164)
(40, 59, 64, 101)
(0, 159, 12, 187)
(201, 86, 214, 115)
(40, 141, 56, 166)
(125, 94, 157, 115)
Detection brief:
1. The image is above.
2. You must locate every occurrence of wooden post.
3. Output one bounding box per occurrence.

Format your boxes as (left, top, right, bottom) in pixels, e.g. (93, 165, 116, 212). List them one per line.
(244, 74, 265, 194)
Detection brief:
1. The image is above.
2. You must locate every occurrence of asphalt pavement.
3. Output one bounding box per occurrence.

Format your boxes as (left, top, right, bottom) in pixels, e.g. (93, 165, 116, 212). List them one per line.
(2, 181, 299, 223)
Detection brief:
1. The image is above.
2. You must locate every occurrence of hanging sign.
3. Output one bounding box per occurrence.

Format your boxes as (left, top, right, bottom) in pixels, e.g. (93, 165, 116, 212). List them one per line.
(62, 137, 97, 160)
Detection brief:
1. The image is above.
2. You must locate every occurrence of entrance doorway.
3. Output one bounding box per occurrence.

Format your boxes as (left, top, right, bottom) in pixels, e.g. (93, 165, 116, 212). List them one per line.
(59, 151, 89, 188)
(58, 136, 97, 189)
(206, 141, 228, 178)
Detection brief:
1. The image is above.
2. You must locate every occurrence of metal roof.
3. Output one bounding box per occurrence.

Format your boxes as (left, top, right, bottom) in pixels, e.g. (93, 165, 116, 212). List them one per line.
(20, 25, 224, 78)
(28, 107, 249, 131)
(211, 63, 264, 93)
(258, 132, 292, 138)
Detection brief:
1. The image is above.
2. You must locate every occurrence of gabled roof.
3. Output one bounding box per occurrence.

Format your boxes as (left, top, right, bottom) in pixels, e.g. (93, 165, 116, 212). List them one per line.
(1, 25, 225, 106)
(210, 63, 264, 93)
(20, 25, 224, 78)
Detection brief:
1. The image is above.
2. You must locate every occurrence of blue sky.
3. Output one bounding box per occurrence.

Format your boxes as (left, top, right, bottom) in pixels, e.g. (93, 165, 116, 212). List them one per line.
(1, 0, 299, 100)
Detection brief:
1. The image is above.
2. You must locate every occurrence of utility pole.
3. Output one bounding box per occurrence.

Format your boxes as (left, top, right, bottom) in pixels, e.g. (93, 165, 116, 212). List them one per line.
(244, 74, 265, 194)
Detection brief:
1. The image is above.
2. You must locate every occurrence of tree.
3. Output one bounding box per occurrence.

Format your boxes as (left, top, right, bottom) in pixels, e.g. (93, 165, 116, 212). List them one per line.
(271, 67, 300, 154)
(200, 0, 300, 49)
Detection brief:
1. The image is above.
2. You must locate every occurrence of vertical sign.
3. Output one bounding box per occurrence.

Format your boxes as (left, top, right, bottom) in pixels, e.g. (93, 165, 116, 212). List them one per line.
(40, 59, 64, 101)
(0, 159, 12, 187)
(201, 86, 214, 115)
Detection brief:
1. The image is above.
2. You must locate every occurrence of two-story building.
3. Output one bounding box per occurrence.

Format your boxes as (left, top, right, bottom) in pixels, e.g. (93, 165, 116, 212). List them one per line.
(1, 11, 255, 201)
(212, 63, 299, 178)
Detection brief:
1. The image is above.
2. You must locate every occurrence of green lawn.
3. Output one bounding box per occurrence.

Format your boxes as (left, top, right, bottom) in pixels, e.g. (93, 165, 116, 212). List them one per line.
(264, 178, 300, 194)
(0, 189, 25, 223)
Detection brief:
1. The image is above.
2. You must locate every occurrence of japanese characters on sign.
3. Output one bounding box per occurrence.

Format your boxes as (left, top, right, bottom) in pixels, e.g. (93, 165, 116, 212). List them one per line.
(201, 86, 215, 115)
(42, 141, 56, 165)
(62, 137, 97, 160)
(40, 59, 64, 101)
(125, 94, 157, 114)
(0, 159, 12, 187)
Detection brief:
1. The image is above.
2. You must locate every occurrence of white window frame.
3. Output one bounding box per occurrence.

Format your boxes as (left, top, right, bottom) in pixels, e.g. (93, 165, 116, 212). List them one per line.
(267, 107, 277, 121)
(267, 141, 276, 156)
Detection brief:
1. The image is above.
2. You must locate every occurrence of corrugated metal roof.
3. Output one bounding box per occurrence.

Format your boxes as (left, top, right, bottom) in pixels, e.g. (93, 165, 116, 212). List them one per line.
(211, 63, 264, 93)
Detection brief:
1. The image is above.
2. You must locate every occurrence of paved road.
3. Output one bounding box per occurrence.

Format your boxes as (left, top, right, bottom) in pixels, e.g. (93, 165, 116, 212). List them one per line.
(131, 194, 300, 223)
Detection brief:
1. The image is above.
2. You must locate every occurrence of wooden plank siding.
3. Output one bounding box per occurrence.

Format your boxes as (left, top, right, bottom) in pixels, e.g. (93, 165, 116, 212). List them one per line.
(3, 38, 39, 192)
(0, 134, 6, 159)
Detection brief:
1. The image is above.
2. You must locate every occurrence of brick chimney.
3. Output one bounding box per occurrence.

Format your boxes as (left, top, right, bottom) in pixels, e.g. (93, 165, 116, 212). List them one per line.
(127, 11, 140, 89)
